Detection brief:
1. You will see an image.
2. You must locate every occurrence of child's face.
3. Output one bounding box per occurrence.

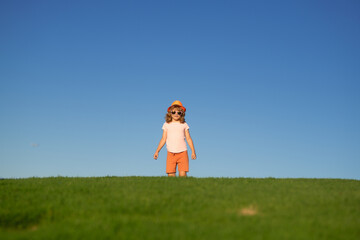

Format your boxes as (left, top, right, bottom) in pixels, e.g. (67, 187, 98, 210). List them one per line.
(171, 108, 183, 121)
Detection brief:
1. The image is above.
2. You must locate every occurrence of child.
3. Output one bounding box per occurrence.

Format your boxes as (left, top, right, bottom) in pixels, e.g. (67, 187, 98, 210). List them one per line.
(153, 100, 196, 177)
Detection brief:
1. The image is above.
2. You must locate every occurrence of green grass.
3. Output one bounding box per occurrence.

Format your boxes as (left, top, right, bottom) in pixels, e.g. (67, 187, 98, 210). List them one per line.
(0, 177, 359, 240)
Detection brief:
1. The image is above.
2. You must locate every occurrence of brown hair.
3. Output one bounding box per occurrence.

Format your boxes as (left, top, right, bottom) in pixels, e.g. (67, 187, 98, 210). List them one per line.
(165, 105, 186, 123)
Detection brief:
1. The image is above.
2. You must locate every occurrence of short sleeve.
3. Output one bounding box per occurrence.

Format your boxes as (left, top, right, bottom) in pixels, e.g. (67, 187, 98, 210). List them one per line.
(162, 123, 167, 131)
(185, 123, 189, 131)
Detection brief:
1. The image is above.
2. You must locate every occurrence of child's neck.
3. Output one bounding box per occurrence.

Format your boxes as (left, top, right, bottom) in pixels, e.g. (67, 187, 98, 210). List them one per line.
(171, 119, 181, 123)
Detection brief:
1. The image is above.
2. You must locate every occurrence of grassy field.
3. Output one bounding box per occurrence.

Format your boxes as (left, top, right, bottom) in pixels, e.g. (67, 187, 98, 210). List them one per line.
(0, 177, 359, 240)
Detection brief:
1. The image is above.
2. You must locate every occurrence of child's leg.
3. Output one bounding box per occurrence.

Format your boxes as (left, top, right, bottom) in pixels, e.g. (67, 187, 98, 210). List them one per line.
(166, 152, 177, 177)
(178, 151, 189, 177)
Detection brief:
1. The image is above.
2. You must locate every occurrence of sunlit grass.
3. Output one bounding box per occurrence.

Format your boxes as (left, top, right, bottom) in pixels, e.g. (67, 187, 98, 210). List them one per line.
(1, 177, 359, 239)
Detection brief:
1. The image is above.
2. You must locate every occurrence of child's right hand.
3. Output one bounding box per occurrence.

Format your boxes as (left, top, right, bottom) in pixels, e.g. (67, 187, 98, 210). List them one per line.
(153, 152, 159, 160)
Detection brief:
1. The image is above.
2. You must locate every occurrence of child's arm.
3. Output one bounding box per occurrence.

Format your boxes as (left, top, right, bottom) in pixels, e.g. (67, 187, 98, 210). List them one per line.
(154, 130, 167, 160)
(185, 129, 197, 160)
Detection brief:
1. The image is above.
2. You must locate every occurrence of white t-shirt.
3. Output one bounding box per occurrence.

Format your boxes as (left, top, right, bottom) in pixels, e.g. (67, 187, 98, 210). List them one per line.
(162, 122, 189, 153)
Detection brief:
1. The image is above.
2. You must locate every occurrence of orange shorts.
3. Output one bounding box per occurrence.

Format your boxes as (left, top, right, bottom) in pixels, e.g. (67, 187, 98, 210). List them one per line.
(166, 151, 189, 173)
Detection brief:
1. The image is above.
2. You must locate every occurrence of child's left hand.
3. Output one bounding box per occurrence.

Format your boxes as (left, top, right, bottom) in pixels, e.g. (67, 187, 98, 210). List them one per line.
(191, 153, 196, 160)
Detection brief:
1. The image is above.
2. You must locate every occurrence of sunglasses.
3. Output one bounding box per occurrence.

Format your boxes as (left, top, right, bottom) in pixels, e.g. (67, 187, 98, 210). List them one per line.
(171, 111, 182, 115)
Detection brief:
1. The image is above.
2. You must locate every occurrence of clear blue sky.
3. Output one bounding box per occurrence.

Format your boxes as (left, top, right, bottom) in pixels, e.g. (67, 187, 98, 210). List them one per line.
(1, 0, 359, 179)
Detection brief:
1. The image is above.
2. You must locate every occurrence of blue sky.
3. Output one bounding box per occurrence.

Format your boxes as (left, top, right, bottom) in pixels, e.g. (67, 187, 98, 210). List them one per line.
(1, 0, 359, 179)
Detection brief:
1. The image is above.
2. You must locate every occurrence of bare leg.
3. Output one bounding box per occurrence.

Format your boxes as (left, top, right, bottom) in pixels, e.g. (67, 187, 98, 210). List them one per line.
(168, 173, 176, 177)
(179, 171, 187, 177)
